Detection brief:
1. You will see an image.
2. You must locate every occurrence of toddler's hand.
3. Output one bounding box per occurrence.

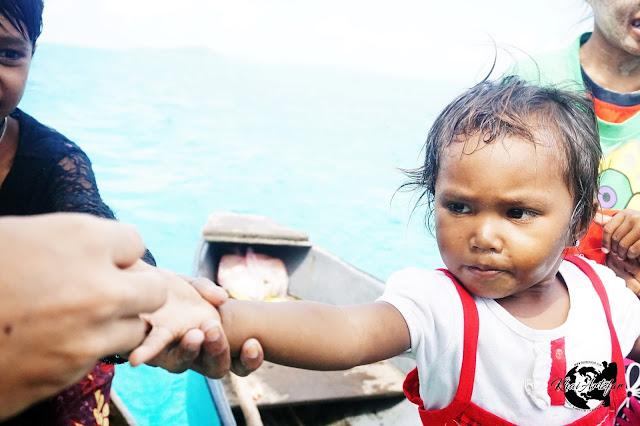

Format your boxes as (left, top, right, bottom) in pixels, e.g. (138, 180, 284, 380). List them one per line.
(595, 209, 640, 261)
(127, 264, 220, 367)
(140, 276, 232, 376)
(128, 272, 265, 378)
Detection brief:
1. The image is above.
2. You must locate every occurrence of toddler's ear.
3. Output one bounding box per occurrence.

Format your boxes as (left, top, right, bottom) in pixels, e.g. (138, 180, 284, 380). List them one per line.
(568, 228, 587, 249)
(565, 233, 579, 249)
(566, 225, 586, 249)
(572, 200, 601, 245)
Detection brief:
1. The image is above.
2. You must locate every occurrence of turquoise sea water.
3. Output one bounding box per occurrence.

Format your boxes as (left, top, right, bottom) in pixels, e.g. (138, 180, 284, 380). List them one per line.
(22, 43, 467, 425)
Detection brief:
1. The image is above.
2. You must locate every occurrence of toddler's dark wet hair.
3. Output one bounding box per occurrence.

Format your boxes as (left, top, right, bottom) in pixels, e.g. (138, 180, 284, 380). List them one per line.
(0, 0, 43, 48)
(401, 75, 601, 239)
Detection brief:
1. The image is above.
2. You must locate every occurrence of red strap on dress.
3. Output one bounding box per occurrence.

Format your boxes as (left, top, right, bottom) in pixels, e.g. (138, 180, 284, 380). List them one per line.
(402, 268, 478, 411)
(566, 256, 626, 423)
(402, 268, 518, 425)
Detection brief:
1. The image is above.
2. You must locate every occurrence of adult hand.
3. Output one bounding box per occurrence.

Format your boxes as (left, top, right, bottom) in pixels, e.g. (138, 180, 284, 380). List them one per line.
(143, 276, 264, 377)
(191, 277, 265, 377)
(0, 213, 168, 420)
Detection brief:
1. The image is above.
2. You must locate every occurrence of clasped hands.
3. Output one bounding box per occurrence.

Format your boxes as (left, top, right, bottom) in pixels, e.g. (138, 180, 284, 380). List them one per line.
(0, 214, 261, 421)
(126, 264, 264, 378)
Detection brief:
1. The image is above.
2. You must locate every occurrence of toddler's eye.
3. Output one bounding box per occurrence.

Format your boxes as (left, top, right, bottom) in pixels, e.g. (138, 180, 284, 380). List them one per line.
(0, 49, 25, 60)
(507, 209, 536, 219)
(0, 49, 26, 61)
(447, 203, 470, 214)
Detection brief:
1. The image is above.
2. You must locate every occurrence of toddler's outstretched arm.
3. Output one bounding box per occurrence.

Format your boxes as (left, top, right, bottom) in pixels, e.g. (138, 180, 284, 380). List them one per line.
(219, 299, 410, 370)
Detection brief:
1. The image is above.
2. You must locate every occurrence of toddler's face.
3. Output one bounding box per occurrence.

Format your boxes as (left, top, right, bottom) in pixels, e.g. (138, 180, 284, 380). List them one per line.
(0, 15, 32, 119)
(433, 133, 574, 300)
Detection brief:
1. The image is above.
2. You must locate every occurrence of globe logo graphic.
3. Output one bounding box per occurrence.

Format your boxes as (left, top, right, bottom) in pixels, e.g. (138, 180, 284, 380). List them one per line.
(564, 361, 617, 411)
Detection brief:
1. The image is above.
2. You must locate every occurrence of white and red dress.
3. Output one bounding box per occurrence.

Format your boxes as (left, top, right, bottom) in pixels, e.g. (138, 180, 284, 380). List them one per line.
(378, 256, 640, 425)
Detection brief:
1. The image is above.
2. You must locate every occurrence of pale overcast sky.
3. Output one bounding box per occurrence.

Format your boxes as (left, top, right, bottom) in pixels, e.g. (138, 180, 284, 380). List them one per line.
(40, 0, 592, 79)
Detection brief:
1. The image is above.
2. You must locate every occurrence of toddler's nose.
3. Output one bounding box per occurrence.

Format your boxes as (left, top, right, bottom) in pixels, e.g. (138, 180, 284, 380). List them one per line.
(470, 217, 503, 253)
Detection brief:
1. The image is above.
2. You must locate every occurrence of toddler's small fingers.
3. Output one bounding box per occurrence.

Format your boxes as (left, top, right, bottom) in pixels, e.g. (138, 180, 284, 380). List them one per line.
(147, 329, 204, 374)
(129, 326, 175, 366)
(191, 278, 229, 306)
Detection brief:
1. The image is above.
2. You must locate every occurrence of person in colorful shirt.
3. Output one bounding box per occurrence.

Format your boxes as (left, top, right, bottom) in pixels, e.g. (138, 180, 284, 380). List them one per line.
(511, 1, 640, 215)
(212, 77, 640, 424)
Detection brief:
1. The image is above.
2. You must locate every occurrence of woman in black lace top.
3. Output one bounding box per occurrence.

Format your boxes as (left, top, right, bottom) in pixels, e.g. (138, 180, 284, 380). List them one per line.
(0, 2, 154, 424)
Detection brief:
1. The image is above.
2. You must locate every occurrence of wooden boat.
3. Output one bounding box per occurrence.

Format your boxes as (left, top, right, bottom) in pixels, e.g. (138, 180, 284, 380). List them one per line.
(189, 212, 420, 426)
(109, 391, 138, 426)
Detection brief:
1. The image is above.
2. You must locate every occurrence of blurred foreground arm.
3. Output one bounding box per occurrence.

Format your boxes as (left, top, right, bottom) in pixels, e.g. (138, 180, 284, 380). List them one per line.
(0, 213, 167, 421)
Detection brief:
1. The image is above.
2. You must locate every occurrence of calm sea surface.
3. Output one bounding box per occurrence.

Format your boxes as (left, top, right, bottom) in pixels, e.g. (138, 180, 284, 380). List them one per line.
(23, 43, 466, 425)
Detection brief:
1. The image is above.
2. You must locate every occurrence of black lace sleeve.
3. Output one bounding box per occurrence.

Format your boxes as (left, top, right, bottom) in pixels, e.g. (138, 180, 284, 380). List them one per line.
(48, 147, 156, 267)
(7, 110, 158, 365)
(49, 148, 158, 365)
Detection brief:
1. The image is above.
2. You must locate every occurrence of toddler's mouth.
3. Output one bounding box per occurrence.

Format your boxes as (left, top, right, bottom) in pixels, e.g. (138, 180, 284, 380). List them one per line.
(467, 265, 506, 277)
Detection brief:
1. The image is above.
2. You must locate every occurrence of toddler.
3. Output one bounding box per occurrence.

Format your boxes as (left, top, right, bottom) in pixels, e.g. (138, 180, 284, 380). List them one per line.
(216, 76, 640, 425)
